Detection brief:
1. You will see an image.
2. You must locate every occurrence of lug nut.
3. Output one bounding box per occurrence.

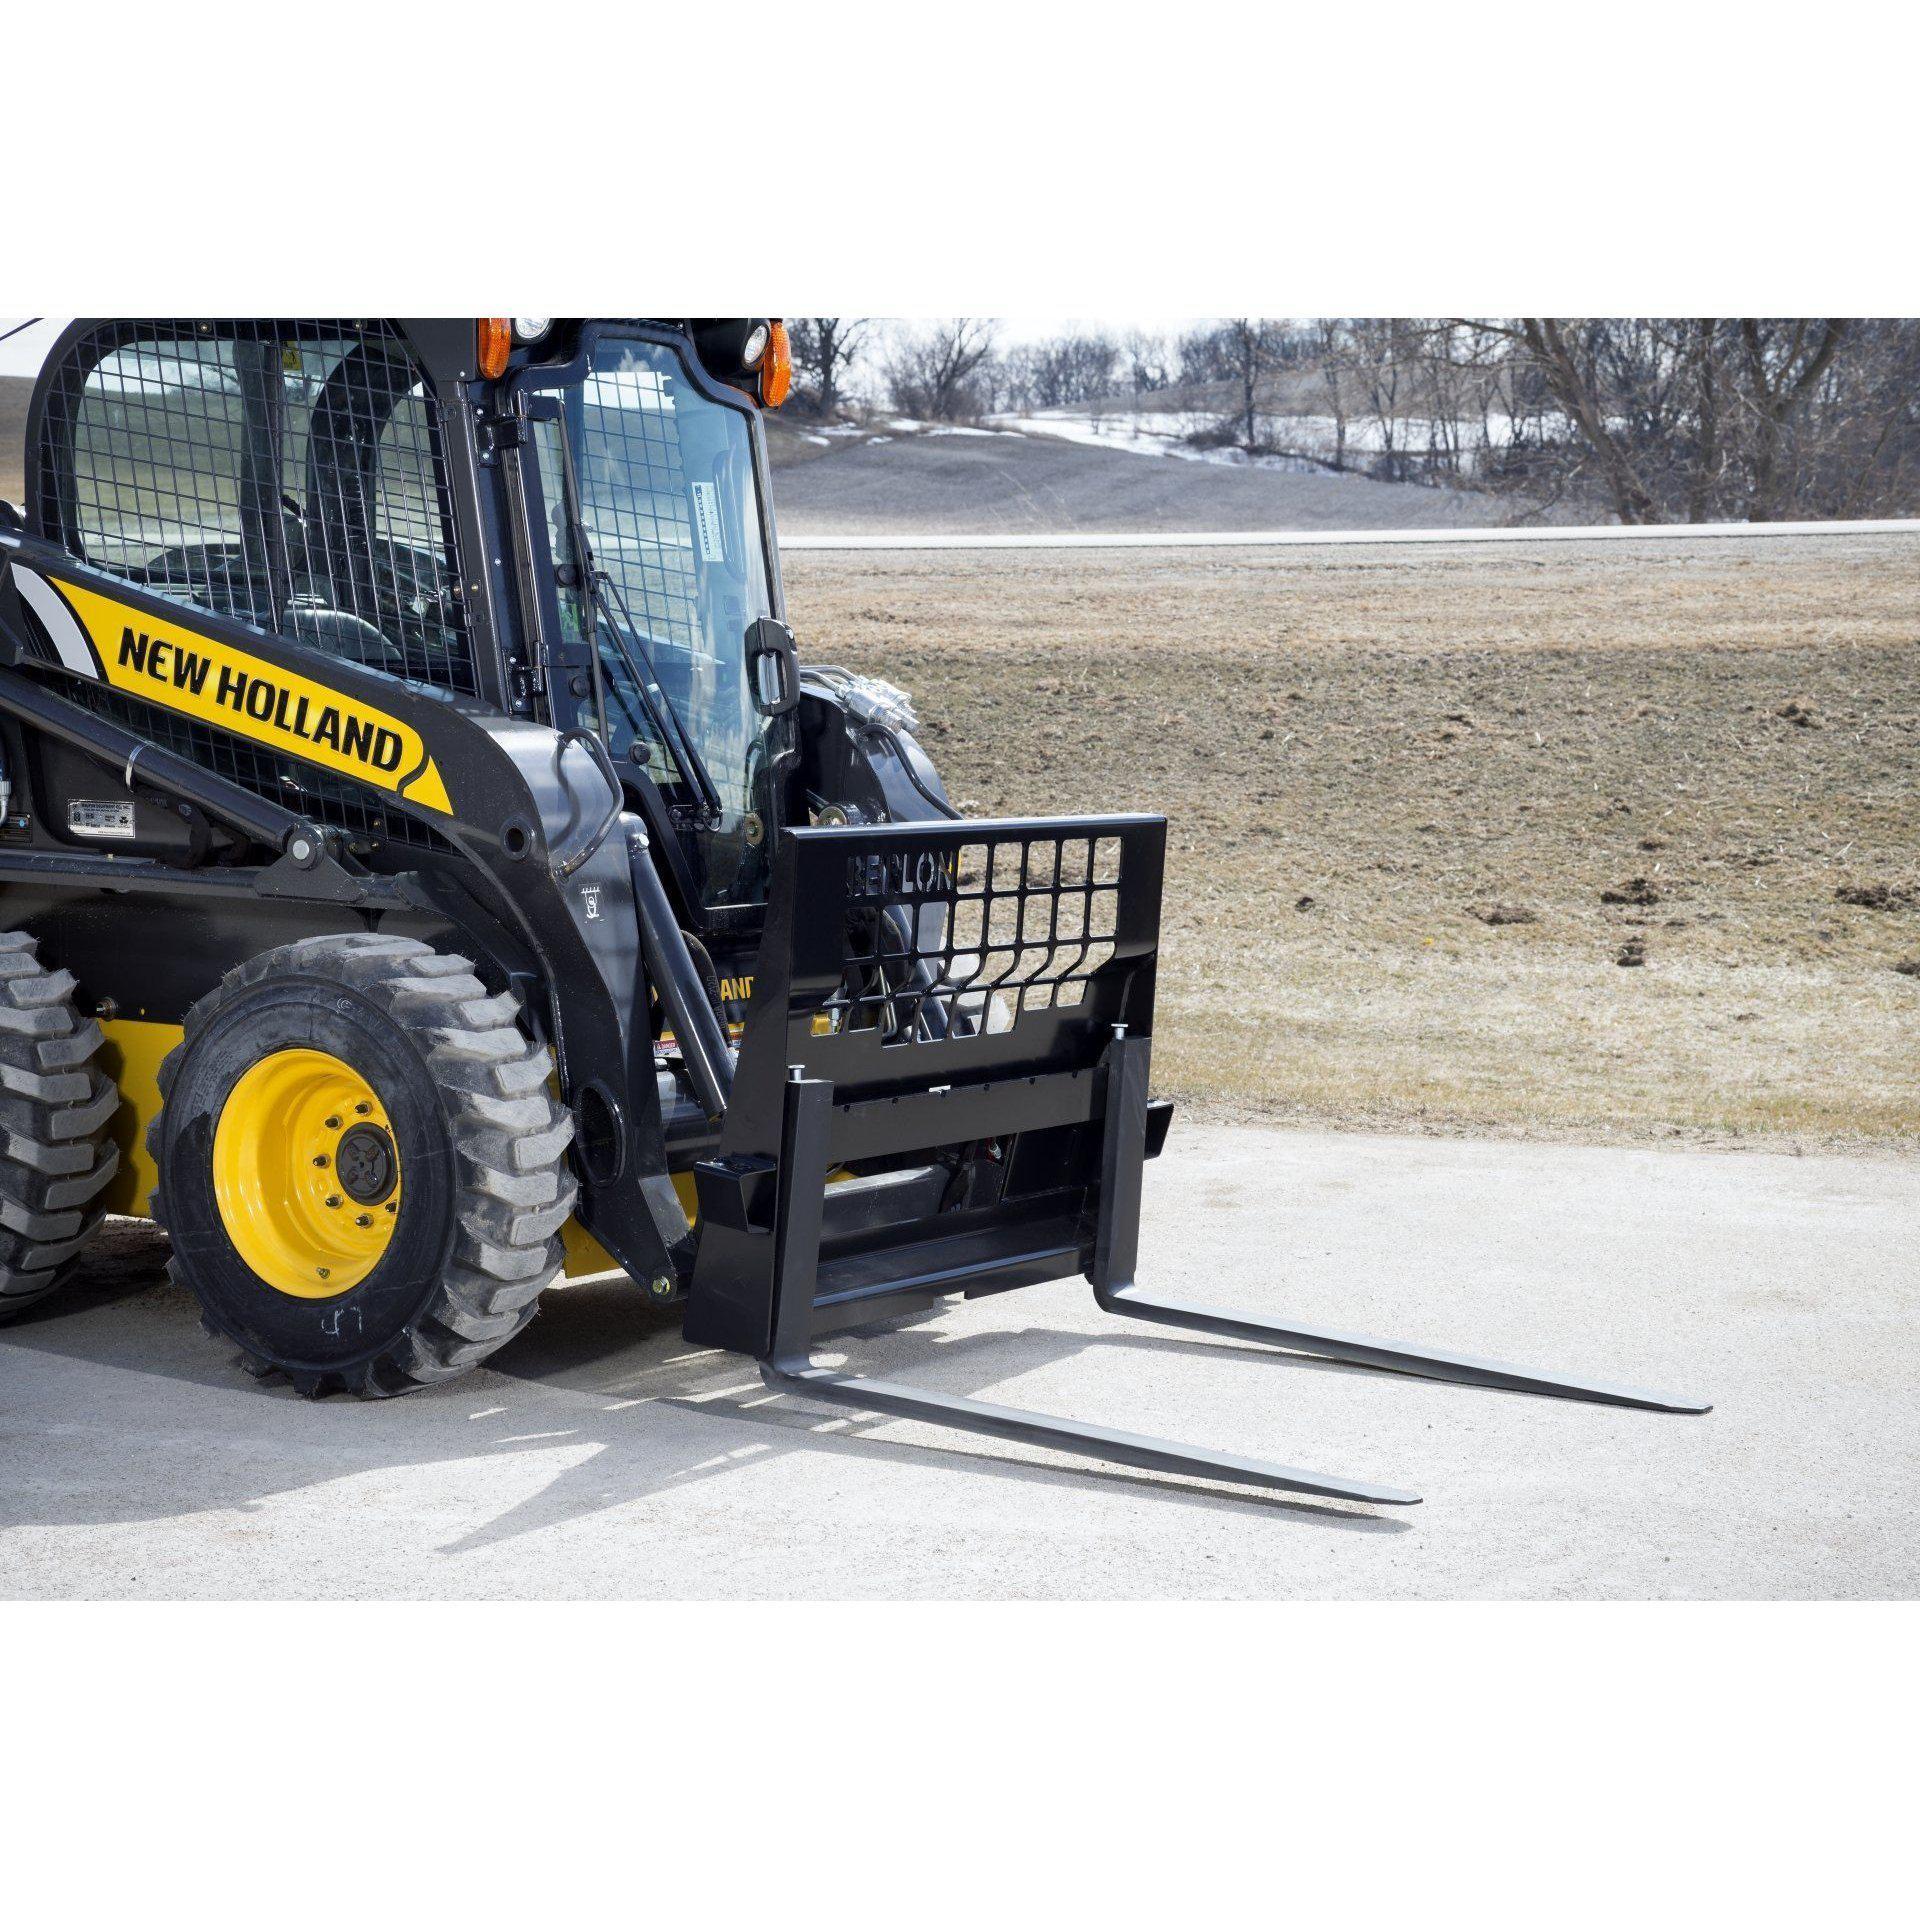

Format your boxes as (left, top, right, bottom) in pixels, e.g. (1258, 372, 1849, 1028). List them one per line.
(355, 1214, 372, 1229)
(312, 1154, 329, 1168)
(325, 1195, 343, 1209)
(325, 1115, 342, 1129)
(354, 1101, 371, 1116)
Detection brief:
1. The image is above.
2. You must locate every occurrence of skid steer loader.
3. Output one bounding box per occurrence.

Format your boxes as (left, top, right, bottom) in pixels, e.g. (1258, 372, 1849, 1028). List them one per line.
(0, 318, 1706, 1504)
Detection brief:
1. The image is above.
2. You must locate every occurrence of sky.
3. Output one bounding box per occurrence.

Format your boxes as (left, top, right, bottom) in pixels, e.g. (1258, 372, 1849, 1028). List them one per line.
(0, 318, 61, 378)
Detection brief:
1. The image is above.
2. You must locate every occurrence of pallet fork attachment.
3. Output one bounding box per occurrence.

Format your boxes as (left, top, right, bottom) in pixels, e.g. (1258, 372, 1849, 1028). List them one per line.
(757, 1068, 1422, 1506)
(680, 818, 1708, 1507)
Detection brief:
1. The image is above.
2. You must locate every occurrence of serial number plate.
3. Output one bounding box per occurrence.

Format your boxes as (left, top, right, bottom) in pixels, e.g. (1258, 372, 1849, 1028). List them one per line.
(68, 799, 136, 840)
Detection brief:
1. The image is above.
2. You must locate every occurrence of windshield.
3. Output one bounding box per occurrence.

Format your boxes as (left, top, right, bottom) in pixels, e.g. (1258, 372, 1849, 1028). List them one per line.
(532, 334, 777, 913)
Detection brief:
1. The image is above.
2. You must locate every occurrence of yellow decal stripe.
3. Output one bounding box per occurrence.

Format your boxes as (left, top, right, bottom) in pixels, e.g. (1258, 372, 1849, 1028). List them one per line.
(54, 579, 453, 815)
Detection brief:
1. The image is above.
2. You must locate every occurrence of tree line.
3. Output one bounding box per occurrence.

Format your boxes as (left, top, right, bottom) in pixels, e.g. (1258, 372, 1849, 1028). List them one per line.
(786, 317, 1920, 523)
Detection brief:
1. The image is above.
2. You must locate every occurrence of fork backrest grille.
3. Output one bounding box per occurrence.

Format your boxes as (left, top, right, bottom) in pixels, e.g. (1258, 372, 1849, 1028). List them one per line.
(756, 815, 1164, 1097)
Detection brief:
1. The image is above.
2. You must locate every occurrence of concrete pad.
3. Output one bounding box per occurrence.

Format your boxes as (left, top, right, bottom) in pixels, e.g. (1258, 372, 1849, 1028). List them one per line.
(2, 1124, 1913, 1599)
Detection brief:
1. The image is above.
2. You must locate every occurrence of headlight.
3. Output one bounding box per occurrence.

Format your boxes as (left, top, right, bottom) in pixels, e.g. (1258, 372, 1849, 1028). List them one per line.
(512, 318, 552, 344)
(740, 322, 770, 369)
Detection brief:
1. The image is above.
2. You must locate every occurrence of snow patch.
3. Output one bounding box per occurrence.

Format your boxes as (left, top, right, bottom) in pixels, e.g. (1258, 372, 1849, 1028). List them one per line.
(990, 405, 1578, 476)
(990, 409, 1318, 471)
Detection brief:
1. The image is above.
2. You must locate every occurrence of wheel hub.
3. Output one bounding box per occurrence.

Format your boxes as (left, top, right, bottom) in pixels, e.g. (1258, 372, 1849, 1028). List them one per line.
(335, 1122, 398, 1204)
(211, 1048, 403, 1298)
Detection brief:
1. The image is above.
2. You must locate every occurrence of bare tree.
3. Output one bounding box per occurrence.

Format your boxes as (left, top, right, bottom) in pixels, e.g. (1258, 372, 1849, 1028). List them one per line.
(1487, 320, 1662, 521)
(1313, 318, 1350, 469)
(788, 318, 869, 418)
(1685, 319, 1724, 524)
(1826, 320, 1920, 518)
(1222, 318, 1283, 454)
(1169, 319, 1313, 455)
(996, 342, 1040, 413)
(1040, 331, 1120, 408)
(1343, 318, 1419, 477)
(1121, 329, 1175, 396)
(1737, 319, 1849, 520)
(1454, 317, 1865, 523)
(885, 319, 1000, 422)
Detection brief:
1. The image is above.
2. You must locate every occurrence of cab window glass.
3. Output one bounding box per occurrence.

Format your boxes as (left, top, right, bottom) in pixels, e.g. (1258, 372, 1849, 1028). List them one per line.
(50, 322, 476, 694)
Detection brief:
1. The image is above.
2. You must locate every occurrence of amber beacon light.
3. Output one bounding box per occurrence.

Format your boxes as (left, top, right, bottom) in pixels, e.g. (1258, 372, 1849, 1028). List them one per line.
(760, 320, 792, 407)
(476, 318, 512, 380)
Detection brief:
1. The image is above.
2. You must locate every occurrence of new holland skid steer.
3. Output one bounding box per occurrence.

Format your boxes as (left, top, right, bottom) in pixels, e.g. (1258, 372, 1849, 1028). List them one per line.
(0, 318, 1705, 1503)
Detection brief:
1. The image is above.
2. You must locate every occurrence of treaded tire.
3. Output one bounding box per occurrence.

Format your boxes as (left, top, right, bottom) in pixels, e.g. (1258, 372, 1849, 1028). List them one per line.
(0, 932, 119, 1320)
(148, 932, 576, 1397)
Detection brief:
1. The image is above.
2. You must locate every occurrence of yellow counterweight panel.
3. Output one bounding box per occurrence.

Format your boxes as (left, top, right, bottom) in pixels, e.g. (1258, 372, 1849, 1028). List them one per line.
(98, 1018, 181, 1218)
(561, 1175, 699, 1278)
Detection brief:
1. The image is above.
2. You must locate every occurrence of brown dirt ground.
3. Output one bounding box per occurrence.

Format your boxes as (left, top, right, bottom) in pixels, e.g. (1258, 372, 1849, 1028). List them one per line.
(781, 535, 1920, 1152)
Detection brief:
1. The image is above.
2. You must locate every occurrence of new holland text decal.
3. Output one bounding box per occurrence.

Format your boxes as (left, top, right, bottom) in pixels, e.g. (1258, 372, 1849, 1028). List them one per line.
(32, 574, 453, 814)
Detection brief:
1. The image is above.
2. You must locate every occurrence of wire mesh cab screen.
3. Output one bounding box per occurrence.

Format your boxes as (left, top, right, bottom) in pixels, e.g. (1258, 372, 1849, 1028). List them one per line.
(39, 320, 476, 696)
(772, 816, 1165, 1090)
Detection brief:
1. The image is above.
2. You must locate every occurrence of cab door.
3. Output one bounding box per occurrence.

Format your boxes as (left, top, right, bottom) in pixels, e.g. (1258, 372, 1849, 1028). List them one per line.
(503, 328, 792, 940)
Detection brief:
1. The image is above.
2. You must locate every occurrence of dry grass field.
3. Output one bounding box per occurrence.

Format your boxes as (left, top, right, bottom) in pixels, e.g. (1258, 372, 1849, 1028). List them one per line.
(782, 535, 1920, 1152)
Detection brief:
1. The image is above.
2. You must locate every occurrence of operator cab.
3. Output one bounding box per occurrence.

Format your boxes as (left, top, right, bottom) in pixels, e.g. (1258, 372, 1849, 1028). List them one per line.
(5, 316, 805, 953)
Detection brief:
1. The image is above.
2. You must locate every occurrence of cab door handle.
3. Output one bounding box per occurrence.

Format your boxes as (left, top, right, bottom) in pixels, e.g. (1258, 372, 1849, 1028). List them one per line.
(746, 617, 800, 716)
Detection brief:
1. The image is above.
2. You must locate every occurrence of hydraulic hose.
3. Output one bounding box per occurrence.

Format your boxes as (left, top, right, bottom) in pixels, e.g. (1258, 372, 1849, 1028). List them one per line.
(547, 728, 625, 878)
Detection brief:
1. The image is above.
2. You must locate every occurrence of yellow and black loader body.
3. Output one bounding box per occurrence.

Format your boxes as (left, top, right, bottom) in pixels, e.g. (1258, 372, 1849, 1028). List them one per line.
(0, 539, 693, 1287)
(0, 317, 1706, 1502)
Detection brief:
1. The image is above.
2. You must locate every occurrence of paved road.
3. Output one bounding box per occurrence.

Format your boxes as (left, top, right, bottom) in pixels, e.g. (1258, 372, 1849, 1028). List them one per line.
(781, 517, 1920, 550)
(2, 1125, 1913, 1599)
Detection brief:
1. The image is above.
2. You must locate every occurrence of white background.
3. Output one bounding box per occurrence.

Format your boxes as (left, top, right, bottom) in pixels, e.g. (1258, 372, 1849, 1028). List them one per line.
(5, 2, 1913, 1911)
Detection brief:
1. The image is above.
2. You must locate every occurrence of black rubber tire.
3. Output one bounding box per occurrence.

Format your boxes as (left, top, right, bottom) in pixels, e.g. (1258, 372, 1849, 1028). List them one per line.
(0, 932, 120, 1320)
(148, 932, 576, 1397)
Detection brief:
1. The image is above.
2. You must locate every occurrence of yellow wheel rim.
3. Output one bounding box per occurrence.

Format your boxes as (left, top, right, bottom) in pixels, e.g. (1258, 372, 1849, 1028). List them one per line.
(211, 1049, 402, 1298)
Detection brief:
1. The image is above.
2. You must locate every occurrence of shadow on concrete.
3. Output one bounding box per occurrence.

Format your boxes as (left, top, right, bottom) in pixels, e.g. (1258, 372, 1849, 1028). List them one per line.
(1, 1225, 1415, 1547)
